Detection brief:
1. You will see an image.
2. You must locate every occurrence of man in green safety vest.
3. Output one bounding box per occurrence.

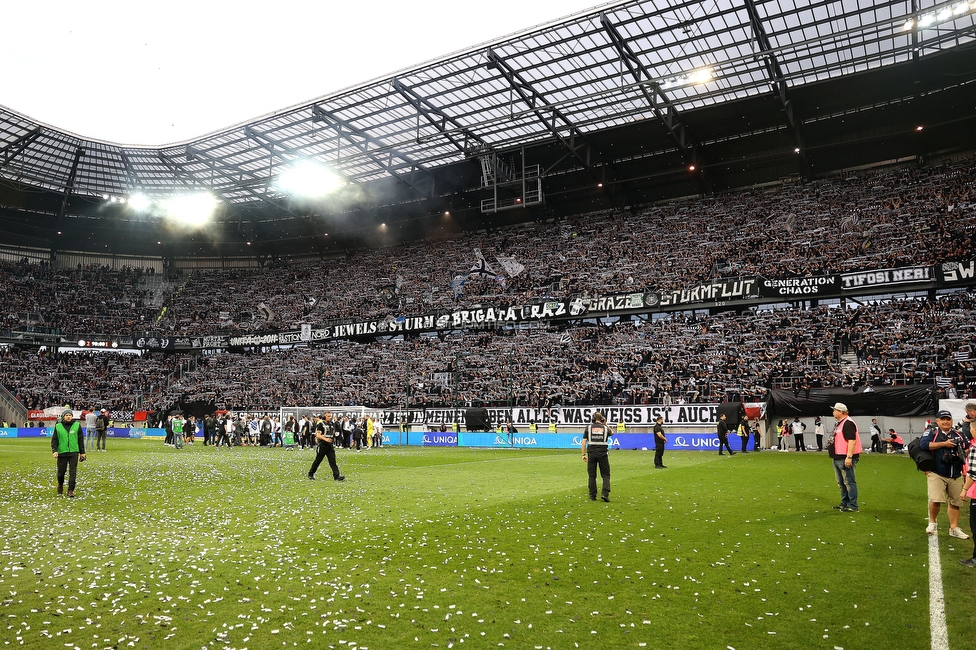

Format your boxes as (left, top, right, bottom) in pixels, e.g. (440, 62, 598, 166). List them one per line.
(51, 409, 86, 497)
(616, 421, 625, 434)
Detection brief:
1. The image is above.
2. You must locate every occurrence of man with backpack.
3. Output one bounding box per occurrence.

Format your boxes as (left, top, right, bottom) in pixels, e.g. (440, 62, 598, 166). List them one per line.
(921, 410, 971, 539)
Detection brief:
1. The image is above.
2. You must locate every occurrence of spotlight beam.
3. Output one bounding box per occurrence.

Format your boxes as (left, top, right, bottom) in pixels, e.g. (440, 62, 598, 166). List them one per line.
(311, 105, 434, 198)
(159, 148, 303, 221)
(119, 151, 148, 196)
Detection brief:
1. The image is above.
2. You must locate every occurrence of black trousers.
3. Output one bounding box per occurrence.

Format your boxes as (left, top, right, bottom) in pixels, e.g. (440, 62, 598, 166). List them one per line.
(717, 433, 734, 454)
(654, 444, 665, 467)
(56, 453, 79, 490)
(794, 433, 806, 451)
(816, 434, 823, 451)
(587, 453, 610, 498)
(740, 435, 750, 452)
(309, 443, 341, 479)
(96, 430, 107, 450)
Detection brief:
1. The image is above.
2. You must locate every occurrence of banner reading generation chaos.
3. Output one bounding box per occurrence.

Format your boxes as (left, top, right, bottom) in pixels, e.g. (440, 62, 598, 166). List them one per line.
(759, 275, 840, 298)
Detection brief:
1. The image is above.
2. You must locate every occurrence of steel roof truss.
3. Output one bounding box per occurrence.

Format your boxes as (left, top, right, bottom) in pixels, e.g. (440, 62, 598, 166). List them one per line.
(743, 0, 809, 176)
(0, 127, 42, 170)
(392, 77, 483, 155)
(311, 105, 434, 197)
(601, 13, 702, 166)
(485, 48, 596, 173)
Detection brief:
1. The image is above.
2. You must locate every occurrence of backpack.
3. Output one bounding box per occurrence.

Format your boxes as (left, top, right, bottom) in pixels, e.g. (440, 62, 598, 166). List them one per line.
(907, 437, 935, 473)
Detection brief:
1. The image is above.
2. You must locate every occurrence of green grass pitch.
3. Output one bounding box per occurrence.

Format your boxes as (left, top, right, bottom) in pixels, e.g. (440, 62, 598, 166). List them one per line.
(2, 440, 975, 649)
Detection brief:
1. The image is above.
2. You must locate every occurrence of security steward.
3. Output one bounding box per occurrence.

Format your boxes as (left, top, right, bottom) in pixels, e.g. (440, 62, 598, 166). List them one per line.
(308, 412, 345, 481)
(52, 409, 86, 497)
(582, 412, 612, 502)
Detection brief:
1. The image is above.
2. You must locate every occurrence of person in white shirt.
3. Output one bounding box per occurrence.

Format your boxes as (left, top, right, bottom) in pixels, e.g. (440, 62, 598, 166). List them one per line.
(790, 417, 807, 451)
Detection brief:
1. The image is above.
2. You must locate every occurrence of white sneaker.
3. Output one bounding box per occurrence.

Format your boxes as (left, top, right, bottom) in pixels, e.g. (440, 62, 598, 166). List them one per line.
(926, 522, 937, 535)
(949, 527, 970, 540)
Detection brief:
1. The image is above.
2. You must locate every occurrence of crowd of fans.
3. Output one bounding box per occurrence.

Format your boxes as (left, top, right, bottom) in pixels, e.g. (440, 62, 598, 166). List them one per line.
(0, 158, 973, 416)
(1, 293, 973, 414)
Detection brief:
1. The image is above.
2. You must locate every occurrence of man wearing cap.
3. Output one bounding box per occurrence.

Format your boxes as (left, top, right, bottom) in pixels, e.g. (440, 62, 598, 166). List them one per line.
(582, 412, 611, 501)
(51, 410, 86, 497)
(920, 409, 971, 538)
(830, 403, 862, 512)
(95, 409, 109, 452)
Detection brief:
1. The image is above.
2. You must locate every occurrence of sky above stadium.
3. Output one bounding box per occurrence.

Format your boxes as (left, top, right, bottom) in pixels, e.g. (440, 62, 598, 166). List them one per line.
(6, 0, 608, 146)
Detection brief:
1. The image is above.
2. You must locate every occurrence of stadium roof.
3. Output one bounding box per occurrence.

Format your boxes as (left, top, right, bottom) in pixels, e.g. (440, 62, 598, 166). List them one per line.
(2, 0, 976, 259)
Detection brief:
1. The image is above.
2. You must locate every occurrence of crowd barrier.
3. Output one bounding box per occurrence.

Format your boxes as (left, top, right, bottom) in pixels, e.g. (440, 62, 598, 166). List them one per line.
(0, 427, 723, 450)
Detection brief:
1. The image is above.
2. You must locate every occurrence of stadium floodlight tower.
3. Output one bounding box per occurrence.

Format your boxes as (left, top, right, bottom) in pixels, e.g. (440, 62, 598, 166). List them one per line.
(477, 144, 544, 214)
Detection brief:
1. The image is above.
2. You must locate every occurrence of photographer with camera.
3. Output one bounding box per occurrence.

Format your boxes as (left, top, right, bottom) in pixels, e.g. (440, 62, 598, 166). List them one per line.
(920, 410, 971, 539)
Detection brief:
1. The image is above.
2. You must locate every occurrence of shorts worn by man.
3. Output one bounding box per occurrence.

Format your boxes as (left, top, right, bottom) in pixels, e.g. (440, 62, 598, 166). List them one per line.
(582, 412, 611, 502)
(921, 410, 971, 539)
(830, 403, 861, 513)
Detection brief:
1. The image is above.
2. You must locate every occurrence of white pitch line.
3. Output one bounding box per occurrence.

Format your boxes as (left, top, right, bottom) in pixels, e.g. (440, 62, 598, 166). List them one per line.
(929, 531, 950, 650)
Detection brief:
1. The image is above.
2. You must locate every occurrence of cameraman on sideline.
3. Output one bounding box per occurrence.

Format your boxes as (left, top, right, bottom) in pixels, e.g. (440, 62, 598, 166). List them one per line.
(921, 409, 971, 539)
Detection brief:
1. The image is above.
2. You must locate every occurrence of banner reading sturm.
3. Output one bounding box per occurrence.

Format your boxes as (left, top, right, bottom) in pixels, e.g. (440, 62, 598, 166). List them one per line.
(658, 278, 758, 307)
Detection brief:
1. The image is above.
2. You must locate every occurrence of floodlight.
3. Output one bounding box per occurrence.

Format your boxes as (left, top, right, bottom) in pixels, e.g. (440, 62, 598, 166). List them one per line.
(902, 19, 914, 30)
(937, 8, 952, 20)
(128, 193, 152, 211)
(918, 14, 934, 27)
(163, 192, 218, 227)
(688, 68, 713, 84)
(276, 161, 342, 197)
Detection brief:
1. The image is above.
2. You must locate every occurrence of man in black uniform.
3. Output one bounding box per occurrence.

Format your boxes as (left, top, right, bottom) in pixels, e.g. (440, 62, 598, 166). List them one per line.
(308, 413, 345, 481)
(582, 412, 611, 501)
(717, 413, 736, 456)
(52, 410, 86, 497)
(653, 415, 667, 469)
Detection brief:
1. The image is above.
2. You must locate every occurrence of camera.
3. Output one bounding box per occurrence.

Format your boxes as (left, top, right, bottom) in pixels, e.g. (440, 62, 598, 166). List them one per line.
(943, 441, 963, 466)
